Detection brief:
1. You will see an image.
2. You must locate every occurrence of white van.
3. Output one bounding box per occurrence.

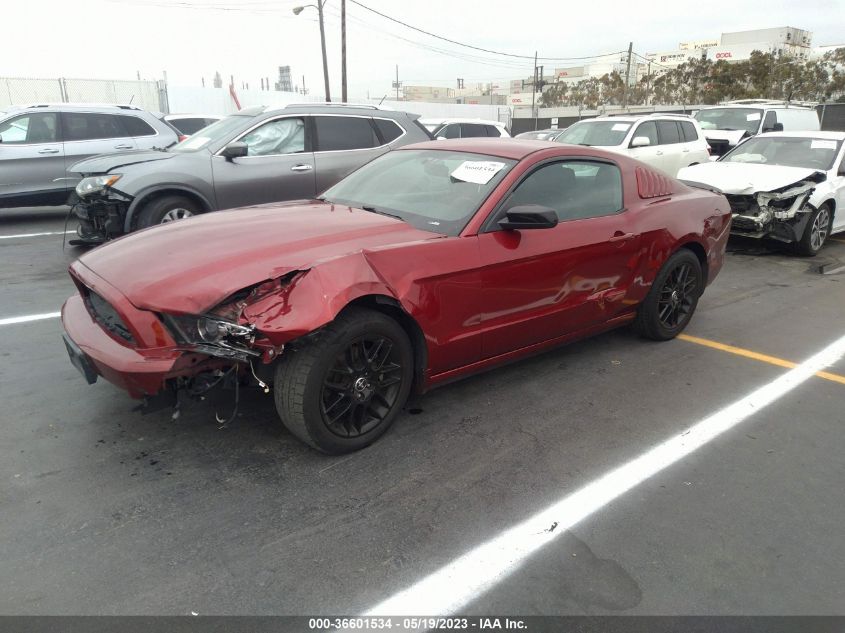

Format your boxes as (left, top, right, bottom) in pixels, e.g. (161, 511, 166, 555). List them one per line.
(694, 101, 820, 158)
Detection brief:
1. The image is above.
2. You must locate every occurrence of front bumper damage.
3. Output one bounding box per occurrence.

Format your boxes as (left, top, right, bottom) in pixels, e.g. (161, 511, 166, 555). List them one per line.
(69, 190, 132, 245)
(726, 177, 821, 243)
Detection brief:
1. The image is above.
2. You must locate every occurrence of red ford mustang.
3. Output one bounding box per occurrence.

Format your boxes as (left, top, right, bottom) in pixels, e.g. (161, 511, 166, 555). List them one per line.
(62, 139, 731, 453)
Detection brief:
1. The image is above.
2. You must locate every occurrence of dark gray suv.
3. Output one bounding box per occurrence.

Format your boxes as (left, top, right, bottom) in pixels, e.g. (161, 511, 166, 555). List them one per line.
(70, 103, 432, 243)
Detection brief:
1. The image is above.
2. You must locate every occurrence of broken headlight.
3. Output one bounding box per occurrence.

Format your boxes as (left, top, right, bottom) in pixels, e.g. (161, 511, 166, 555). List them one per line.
(163, 314, 259, 359)
(76, 174, 122, 197)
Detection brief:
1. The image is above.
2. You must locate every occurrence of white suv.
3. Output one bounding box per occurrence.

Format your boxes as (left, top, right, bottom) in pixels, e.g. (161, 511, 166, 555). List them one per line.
(420, 118, 510, 139)
(555, 114, 710, 176)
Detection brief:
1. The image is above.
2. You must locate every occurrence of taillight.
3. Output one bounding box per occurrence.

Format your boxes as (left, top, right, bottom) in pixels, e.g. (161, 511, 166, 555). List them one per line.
(706, 145, 712, 156)
(178, 134, 188, 142)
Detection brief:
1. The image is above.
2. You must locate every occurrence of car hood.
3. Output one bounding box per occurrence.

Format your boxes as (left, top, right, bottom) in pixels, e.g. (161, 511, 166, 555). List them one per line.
(677, 162, 826, 195)
(76, 201, 443, 314)
(70, 150, 177, 174)
(702, 130, 748, 146)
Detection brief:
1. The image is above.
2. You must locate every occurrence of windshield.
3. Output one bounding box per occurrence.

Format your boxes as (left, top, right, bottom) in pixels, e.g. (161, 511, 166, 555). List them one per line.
(555, 120, 632, 146)
(169, 114, 252, 152)
(721, 136, 842, 170)
(694, 108, 763, 134)
(516, 130, 560, 140)
(321, 149, 516, 236)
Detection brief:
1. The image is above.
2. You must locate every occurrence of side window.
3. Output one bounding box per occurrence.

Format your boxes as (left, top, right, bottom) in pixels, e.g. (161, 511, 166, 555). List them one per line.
(632, 121, 658, 146)
(656, 121, 681, 145)
(439, 124, 460, 139)
(169, 118, 207, 135)
(63, 113, 128, 141)
(680, 122, 698, 142)
(117, 115, 157, 137)
(0, 112, 58, 144)
(314, 115, 379, 151)
(240, 117, 305, 156)
(762, 111, 777, 131)
(373, 118, 404, 144)
(485, 125, 502, 137)
(460, 123, 488, 137)
(505, 161, 622, 222)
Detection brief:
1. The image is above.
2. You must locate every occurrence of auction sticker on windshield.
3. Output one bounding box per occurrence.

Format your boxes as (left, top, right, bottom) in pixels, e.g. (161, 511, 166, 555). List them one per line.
(746, 113, 762, 121)
(810, 140, 838, 150)
(450, 161, 506, 184)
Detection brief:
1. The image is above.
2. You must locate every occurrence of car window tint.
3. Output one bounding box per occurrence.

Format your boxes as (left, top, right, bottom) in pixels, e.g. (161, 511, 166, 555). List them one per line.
(440, 124, 460, 139)
(460, 123, 488, 138)
(373, 118, 403, 144)
(63, 112, 129, 141)
(633, 121, 658, 146)
(240, 117, 305, 156)
(507, 161, 622, 222)
(315, 115, 378, 151)
(0, 112, 58, 144)
(485, 125, 501, 137)
(118, 115, 157, 137)
(680, 121, 698, 142)
(656, 121, 681, 145)
(170, 117, 208, 135)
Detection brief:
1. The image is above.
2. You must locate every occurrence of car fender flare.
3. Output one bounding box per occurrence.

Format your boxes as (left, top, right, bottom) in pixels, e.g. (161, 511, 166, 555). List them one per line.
(124, 185, 214, 232)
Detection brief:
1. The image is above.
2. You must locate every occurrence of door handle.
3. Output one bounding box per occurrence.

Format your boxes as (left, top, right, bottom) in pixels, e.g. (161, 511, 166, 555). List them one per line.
(290, 164, 313, 172)
(609, 231, 636, 243)
(114, 144, 133, 149)
(38, 148, 60, 154)
(682, 148, 690, 153)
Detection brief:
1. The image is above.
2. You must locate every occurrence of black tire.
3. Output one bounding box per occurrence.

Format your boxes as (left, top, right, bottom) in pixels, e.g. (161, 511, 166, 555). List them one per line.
(794, 203, 832, 257)
(136, 195, 200, 229)
(274, 307, 414, 454)
(634, 249, 703, 341)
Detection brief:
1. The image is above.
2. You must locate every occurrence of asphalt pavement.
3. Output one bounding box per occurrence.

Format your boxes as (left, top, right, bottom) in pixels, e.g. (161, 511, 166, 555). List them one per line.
(1, 207, 844, 616)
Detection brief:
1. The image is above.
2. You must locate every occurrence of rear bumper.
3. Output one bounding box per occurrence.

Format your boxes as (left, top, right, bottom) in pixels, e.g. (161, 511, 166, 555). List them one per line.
(62, 295, 179, 398)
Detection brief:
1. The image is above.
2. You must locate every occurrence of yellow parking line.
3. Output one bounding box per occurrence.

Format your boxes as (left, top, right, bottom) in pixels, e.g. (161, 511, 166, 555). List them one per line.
(678, 334, 845, 386)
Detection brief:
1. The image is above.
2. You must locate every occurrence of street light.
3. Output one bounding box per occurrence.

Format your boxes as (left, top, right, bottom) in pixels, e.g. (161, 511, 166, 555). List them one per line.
(293, 2, 331, 102)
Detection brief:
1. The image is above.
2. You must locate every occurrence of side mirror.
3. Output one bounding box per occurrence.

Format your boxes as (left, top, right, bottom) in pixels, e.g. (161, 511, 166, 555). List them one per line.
(498, 205, 558, 230)
(630, 136, 651, 148)
(221, 141, 248, 161)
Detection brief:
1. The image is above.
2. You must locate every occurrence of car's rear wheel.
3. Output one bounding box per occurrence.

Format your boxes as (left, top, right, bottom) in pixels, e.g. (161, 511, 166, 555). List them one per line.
(634, 249, 703, 341)
(274, 307, 414, 454)
(795, 203, 832, 257)
(136, 195, 200, 229)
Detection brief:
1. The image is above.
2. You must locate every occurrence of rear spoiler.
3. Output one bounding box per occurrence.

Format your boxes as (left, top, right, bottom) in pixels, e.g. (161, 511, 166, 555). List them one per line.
(680, 179, 723, 195)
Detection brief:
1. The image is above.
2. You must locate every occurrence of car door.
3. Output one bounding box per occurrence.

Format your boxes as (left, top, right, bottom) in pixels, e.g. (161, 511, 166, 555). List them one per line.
(655, 120, 685, 176)
(61, 112, 138, 188)
(627, 121, 663, 170)
(211, 115, 315, 209)
(477, 159, 641, 358)
(0, 111, 66, 206)
(312, 115, 388, 194)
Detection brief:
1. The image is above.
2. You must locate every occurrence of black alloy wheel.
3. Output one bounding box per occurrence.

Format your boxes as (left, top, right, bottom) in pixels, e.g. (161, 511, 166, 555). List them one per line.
(321, 335, 404, 438)
(656, 261, 697, 329)
(634, 249, 703, 341)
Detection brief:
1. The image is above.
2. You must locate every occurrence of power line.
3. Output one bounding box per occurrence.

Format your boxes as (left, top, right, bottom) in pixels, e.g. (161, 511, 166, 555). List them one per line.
(347, 0, 626, 62)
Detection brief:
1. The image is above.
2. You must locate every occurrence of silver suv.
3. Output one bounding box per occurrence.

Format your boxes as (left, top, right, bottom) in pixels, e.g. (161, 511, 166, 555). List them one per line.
(0, 104, 179, 209)
(69, 103, 432, 244)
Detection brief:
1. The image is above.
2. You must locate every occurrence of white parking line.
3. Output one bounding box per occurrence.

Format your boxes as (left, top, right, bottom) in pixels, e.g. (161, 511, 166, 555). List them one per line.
(362, 331, 845, 617)
(0, 312, 61, 326)
(0, 231, 75, 240)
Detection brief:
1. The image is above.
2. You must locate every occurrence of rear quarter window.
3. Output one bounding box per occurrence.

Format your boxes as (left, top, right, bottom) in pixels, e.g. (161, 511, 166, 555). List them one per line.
(118, 115, 157, 137)
(680, 122, 698, 142)
(373, 118, 404, 144)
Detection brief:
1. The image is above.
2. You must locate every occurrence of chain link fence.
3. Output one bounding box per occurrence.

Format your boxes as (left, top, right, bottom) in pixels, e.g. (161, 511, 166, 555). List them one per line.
(0, 77, 167, 112)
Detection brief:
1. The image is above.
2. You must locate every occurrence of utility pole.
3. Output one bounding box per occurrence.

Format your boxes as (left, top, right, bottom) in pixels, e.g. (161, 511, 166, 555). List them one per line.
(645, 60, 651, 106)
(341, 0, 348, 102)
(623, 41, 633, 108)
(531, 51, 538, 130)
(317, 1, 331, 101)
(302, 75, 307, 95)
(394, 64, 400, 100)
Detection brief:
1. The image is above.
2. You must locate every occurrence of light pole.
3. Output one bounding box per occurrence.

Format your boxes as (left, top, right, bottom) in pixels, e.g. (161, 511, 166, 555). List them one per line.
(293, 2, 331, 102)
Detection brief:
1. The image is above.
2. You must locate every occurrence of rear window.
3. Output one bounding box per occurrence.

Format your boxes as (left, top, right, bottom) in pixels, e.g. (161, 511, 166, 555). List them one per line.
(315, 115, 379, 151)
(169, 117, 209, 135)
(680, 121, 698, 142)
(460, 123, 489, 138)
(117, 115, 157, 137)
(373, 118, 404, 144)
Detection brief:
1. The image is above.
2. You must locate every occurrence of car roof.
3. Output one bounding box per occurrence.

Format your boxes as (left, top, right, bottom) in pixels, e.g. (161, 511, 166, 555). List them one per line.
(699, 103, 816, 111)
(9, 102, 147, 112)
(165, 113, 223, 119)
(755, 131, 845, 140)
(419, 118, 506, 126)
(400, 137, 613, 160)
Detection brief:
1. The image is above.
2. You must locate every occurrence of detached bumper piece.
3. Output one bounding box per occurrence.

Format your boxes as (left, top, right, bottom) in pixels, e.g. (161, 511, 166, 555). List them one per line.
(62, 332, 98, 385)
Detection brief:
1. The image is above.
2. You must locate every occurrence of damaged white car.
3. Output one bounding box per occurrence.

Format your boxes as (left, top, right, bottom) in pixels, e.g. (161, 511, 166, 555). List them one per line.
(678, 132, 845, 255)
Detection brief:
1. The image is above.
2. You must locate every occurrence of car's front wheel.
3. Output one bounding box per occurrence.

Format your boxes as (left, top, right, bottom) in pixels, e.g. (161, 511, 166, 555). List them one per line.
(274, 307, 414, 454)
(634, 249, 703, 341)
(795, 203, 832, 257)
(136, 194, 200, 229)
